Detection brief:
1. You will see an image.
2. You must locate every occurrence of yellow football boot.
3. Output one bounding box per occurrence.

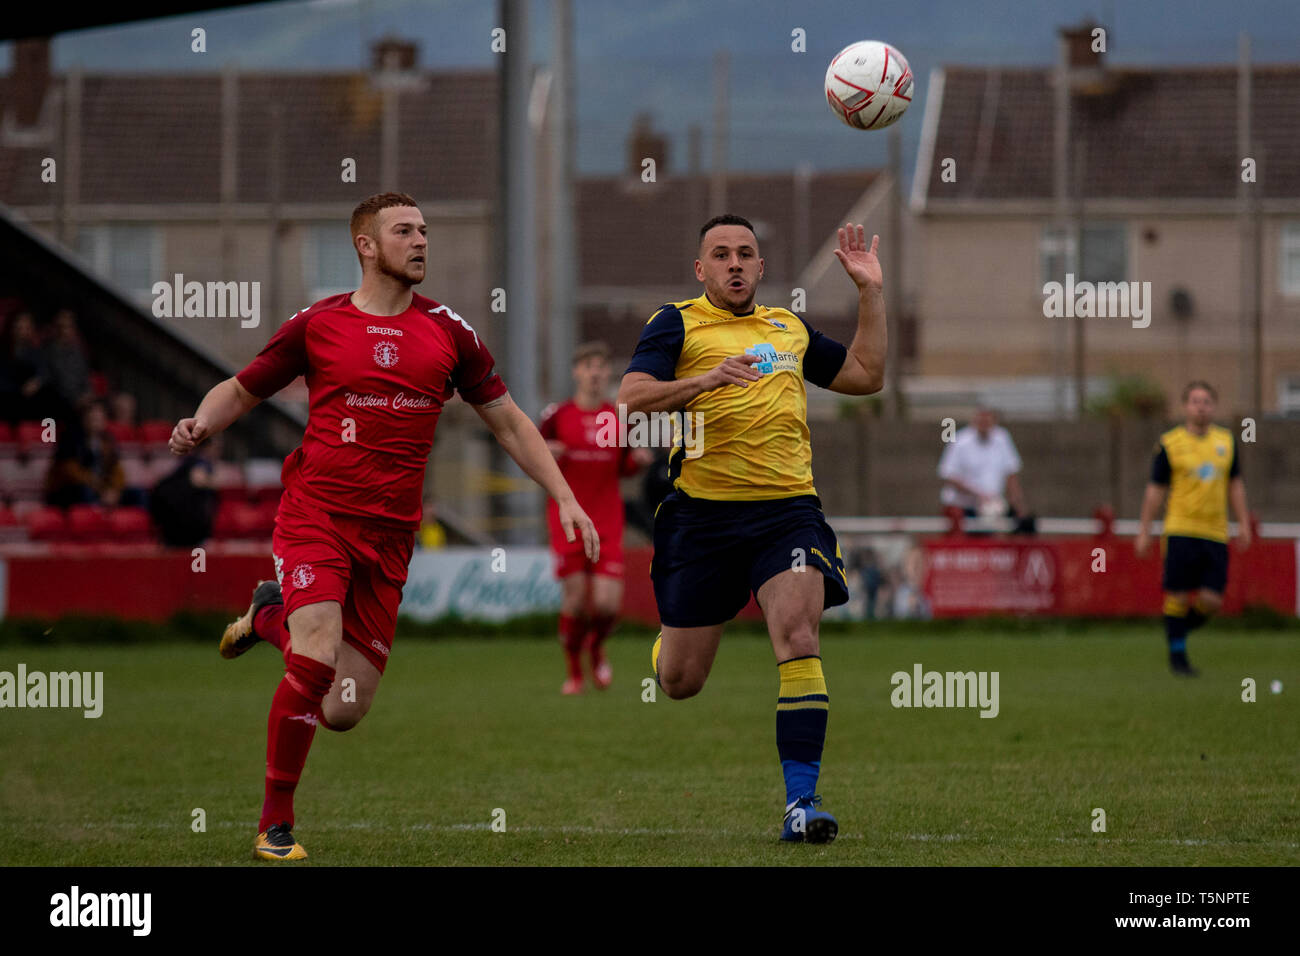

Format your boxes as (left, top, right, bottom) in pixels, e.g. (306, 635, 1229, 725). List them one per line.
(254, 823, 307, 861)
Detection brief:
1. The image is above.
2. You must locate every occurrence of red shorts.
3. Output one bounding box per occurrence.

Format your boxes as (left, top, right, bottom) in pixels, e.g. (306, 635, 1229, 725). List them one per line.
(272, 491, 415, 674)
(550, 535, 624, 579)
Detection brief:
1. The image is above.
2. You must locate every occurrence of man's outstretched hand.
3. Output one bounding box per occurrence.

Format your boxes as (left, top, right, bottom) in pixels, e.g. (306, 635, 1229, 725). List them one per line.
(833, 223, 883, 292)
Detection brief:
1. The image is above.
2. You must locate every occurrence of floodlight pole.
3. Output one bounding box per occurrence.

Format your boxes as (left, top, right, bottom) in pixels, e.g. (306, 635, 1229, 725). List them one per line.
(498, 0, 541, 544)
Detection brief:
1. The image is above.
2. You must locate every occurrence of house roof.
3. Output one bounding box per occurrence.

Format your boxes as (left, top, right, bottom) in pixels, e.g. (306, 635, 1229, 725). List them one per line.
(576, 169, 879, 287)
(0, 70, 499, 206)
(918, 64, 1300, 203)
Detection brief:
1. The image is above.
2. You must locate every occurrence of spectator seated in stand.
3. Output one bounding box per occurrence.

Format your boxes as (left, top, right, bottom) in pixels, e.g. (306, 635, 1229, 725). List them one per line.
(44, 400, 126, 508)
(44, 309, 94, 414)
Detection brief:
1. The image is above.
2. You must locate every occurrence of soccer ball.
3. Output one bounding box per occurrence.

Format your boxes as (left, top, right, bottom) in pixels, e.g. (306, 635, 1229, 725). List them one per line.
(825, 40, 913, 131)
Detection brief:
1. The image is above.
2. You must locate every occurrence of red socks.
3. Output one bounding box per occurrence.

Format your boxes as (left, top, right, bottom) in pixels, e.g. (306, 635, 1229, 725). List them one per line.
(254, 604, 291, 665)
(259, 652, 336, 832)
(587, 613, 617, 664)
(559, 613, 586, 681)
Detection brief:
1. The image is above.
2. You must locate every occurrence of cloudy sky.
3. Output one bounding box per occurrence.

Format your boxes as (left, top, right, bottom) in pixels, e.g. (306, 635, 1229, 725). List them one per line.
(3, 0, 1296, 179)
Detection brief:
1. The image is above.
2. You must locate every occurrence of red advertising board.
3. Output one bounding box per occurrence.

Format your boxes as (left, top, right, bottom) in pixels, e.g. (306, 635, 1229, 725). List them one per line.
(922, 537, 1296, 618)
(923, 540, 1061, 615)
(0, 538, 1293, 623)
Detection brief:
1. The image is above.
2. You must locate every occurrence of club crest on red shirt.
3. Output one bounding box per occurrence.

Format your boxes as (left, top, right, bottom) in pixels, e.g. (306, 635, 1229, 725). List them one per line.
(290, 563, 316, 589)
(373, 340, 400, 369)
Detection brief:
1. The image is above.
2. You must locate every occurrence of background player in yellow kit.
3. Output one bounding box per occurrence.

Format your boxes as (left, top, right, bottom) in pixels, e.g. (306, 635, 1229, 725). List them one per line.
(1136, 381, 1252, 676)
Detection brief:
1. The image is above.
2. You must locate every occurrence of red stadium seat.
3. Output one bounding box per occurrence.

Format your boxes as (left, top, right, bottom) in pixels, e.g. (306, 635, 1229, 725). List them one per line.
(0, 505, 22, 543)
(251, 485, 283, 506)
(0, 457, 46, 497)
(213, 501, 262, 539)
(217, 485, 251, 505)
(17, 420, 52, 456)
(250, 500, 279, 535)
(9, 499, 42, 521)
(105, 421, 142, 455)
(138, 421, 174, 446)
(0, 422, 16, 456)
(24, 506, 68, 541)
(107, 506, 152, 542)
(67, 504, 111, 541)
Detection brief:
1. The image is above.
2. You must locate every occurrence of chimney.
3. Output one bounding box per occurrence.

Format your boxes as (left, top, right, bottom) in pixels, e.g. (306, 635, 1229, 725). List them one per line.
(372, 36, 418, 73)
(1059, 21, 1118, 97)
(627, 113, 668, 179)
(11, 37, 50, 127)
(1060, 22, 1104, 69)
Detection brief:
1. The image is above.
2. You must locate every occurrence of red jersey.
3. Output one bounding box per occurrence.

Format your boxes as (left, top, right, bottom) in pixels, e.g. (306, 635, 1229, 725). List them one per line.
(539, 399, 639, 545)
(236, 292, 506, 529)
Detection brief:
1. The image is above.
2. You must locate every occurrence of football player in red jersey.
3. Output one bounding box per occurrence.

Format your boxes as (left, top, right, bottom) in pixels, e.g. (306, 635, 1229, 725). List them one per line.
(540, 342, 652, 694)
(168, 192, 598, 860)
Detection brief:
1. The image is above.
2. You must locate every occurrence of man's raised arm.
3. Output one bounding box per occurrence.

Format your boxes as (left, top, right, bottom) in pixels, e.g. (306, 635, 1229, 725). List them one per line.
(827, 225, 886, 396)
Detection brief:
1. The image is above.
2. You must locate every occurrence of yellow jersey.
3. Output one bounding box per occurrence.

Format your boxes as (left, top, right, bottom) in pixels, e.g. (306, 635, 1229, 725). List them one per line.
(1151, 424, 1239, 543)
(625, 293, 847, 501)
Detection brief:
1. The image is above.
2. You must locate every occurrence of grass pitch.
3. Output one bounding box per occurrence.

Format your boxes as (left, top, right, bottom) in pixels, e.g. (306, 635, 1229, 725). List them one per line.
(1, 623, 1296, 866)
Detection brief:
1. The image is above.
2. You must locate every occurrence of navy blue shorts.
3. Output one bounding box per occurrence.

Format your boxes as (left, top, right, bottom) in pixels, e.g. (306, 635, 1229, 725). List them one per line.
(1162, 534, 1229, 594)
(650, 491, 849, 628)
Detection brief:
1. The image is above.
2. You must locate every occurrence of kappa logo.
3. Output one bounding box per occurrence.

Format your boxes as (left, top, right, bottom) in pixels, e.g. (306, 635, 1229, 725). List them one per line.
(290, 563, 316, 589)
(273, 553, 285, 586)
(373, 340, 400, 369)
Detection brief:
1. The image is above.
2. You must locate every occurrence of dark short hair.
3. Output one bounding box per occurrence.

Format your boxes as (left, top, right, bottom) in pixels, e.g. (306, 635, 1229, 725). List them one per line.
(699, 213, 755, 242)
(350, 192, 419, 256)
(1182, 380, 1217, 402)
(572, 341, 610, 365)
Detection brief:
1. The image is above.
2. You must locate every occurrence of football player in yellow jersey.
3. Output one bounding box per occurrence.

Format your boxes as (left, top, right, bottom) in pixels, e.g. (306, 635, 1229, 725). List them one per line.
(618, 214, 886, 843)
(1136, 381, 1251, 676)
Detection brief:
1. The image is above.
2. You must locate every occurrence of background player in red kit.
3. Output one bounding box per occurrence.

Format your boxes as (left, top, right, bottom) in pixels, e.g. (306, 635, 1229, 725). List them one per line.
(539, 342, 651, 694)
(168, 192, 598, 860)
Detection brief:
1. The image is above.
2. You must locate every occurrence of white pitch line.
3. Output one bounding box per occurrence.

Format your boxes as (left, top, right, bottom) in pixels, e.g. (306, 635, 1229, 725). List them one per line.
(66, 820, 1300, 848)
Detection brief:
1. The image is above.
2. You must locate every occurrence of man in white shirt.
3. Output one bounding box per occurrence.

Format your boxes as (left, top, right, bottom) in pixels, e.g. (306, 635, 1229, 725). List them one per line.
(938, 407, 1027, 519)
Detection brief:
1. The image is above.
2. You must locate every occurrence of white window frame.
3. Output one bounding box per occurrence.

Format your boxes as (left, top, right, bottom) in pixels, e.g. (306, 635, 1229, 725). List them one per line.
(1039, 226, 1077, 286)
(75, 223, 162, 307)
(1040, 222, 1127, 287)
(1281, 222, 1300, 297)
(302, 222, 362, 302)
(1278, 374, 1300, 418)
